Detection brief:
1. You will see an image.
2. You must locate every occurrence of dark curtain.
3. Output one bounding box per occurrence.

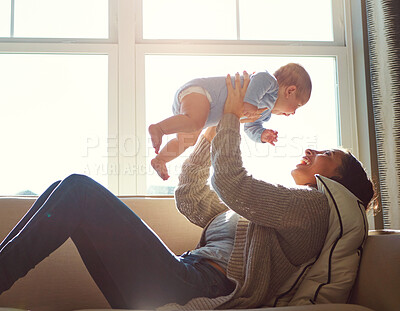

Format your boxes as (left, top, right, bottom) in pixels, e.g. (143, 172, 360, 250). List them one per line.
(366, 0, 400, 228)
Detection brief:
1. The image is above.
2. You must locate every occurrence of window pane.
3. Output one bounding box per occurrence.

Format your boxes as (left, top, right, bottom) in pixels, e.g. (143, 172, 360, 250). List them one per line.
(143, 0, 236, 40)
(14, 0, 108, 38)
(144, 55, 338, 194)
(240, 0, 333, 41)
(0, 0, 11, 37)
(0, 54, 108, 195)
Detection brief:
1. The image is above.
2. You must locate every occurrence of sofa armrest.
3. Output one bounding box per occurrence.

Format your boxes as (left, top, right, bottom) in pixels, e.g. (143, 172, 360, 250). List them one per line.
(349, 230, 400, 311)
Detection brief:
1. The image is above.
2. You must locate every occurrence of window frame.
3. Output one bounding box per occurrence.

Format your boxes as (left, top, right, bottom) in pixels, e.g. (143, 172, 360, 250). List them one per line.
(0, 0, 120, 193)
(135, 0, 346, 45)
(133, 0, 359, 194)
(2, 0, 117, 42)
(0, 0, 365, 199)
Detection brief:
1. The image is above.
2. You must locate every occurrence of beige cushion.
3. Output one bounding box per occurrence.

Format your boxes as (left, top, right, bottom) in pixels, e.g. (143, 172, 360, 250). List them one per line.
(0, 197, 201, 311)
(289, 175, 369, 304)
(121, 197, 202, 255)
(349, 233, 400, 311)
(75, 303, 375, 311)
(272, 176, 369, 306)
(0, 198, 110, 311)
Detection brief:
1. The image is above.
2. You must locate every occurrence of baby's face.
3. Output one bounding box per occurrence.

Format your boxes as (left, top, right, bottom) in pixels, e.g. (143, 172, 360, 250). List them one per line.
(272, 94, 305, 116)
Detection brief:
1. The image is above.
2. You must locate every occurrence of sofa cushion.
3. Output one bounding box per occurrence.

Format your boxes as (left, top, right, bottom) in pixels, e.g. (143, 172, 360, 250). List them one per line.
(0, 196, 202, 311)
(75, 303, 375, 311)
(273, 175, 369, 306)
(349, 232, 400, 311)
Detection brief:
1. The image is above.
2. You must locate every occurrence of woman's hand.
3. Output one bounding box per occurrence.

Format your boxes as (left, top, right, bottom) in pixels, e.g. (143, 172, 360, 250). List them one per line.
(203, 126, 217, 142)
(223, 71, 250, 118)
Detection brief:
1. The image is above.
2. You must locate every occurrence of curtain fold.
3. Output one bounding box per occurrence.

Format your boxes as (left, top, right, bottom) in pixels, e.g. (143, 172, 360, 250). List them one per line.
(365, 0, 400, 229)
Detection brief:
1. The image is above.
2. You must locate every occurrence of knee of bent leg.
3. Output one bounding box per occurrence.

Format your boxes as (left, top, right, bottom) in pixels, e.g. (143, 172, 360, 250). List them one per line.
(63, 173, 91, 186)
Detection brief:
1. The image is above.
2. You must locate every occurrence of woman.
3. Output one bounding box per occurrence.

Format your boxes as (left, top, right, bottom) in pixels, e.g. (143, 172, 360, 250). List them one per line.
(0, 73, 374, 310)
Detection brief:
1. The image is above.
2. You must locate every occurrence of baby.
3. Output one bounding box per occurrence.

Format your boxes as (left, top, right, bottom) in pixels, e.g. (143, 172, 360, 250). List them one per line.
(149, 63, 312, 180)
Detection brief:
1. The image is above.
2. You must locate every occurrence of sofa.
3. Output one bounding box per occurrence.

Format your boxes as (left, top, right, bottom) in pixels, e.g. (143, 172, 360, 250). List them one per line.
(0, 196, 398, 311)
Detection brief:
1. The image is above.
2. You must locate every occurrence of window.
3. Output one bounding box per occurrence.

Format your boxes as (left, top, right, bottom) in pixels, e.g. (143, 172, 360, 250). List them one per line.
(143, 55, 338, 193)
(0, 54, 110, 195)
(0, 0, 117, 195)
(143, 0, 236, 40)
(0, 0, 360, 198)
(143, 0, 335, 42)
(136, 0, 353, 194)
(2, 0, 109, 38)
(239, 0, 334, 41)
(0, 1, 11, 37)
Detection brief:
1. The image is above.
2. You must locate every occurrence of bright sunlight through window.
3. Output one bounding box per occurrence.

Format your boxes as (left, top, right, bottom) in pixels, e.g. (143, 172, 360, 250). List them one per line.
(0, 54, 108, 195)
(144, 55, 338, 194)
(239, 0, 334, 41)
(14, 0, 108, 38)
(143, 0, 237, 40)
(0, 1, 10, 37)
(142, 0, 333, 41)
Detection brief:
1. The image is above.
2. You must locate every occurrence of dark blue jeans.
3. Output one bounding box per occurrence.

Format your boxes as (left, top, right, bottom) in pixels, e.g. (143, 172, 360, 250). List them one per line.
(0, 174, 234, 309)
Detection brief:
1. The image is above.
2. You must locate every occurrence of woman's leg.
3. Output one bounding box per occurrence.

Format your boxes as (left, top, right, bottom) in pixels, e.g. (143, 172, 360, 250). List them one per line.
(0, 174, 232, 309)
(0, 180, 61, 249)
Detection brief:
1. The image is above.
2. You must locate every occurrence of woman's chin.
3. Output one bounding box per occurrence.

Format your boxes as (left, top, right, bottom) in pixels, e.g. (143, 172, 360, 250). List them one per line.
(291, 168, 309, 186)
(291, 169, 300, 184)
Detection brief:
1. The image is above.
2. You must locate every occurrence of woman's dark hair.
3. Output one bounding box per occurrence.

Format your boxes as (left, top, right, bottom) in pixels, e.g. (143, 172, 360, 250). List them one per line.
(331, 151, 377, 211)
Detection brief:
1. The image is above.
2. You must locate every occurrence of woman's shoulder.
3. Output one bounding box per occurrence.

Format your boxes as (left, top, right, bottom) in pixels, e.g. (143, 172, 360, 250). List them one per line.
(288, 185, 330, 211)
(288, 184, 325, 195)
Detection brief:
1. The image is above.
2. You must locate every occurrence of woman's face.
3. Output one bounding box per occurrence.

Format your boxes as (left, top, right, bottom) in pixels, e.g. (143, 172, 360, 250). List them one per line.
(291, 149, 345, 186)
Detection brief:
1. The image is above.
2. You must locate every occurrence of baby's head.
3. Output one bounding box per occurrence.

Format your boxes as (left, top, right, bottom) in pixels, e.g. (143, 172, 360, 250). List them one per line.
(272, 63, 312, 116)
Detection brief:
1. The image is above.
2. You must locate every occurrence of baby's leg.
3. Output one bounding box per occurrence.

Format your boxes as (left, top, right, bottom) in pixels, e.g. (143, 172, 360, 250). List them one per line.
(148, 93, 209, 154)
(151, 130, 202, 180)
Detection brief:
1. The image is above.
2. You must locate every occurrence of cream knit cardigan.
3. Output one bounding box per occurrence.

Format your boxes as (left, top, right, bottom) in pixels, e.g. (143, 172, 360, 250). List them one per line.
(161, 114, 330, 310)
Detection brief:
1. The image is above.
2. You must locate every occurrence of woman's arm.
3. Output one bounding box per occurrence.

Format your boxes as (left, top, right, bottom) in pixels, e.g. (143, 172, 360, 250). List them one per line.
(174, 132, 228, 228)
(211, 73, 328, 229)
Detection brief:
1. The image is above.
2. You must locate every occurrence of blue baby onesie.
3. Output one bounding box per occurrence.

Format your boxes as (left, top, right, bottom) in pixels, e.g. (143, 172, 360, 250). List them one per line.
(172, 71, 279, 142)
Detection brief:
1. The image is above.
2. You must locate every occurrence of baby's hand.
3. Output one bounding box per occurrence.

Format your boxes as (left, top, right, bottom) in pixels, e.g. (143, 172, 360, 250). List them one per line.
(261, 129, 278, 146)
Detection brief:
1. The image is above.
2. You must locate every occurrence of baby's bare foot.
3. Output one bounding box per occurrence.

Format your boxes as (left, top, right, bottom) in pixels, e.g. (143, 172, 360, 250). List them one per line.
(151, 158, 170, 180)
(148, 124, 164, 154)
